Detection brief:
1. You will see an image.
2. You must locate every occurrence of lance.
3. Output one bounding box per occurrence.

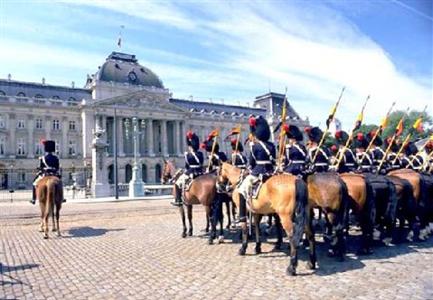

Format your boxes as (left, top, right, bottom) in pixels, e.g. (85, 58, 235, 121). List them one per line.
(361, 101, 396, 162)
(423, 150, 433, 172)
(333, 95, 370, 168)
(277, 88, 288, 171)
(407, 105, 429, 165)
(207, 129, 219, 172)
(376, 107, 410, 174)
(232, 124, 242, 165)
(312, 86, 346, 163)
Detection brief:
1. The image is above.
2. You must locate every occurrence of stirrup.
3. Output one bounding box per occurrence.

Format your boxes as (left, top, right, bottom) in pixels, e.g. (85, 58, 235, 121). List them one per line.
(29, 199, 36, 205)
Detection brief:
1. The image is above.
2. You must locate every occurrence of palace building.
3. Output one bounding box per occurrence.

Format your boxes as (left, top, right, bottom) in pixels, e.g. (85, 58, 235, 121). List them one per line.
(0, 51, 308, 193)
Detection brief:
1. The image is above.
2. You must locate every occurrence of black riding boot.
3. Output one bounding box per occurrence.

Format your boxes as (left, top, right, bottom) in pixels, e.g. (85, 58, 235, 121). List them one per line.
(30, 186, 36, 205)
(170, 185, 183, 207)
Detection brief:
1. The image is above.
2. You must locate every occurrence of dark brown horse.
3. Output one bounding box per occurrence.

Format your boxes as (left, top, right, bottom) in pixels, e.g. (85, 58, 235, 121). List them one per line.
(171, 172, 223, 244)
(339, 173, 375, 254)
(218, 163, 312, 276)
(307, 172, 349, 260)
(36, 176, 63, 239)
(161, 160, 176, 184)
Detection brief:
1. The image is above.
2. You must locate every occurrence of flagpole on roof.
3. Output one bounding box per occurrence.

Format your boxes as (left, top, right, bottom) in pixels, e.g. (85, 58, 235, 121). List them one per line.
(117, 25, 125, 49)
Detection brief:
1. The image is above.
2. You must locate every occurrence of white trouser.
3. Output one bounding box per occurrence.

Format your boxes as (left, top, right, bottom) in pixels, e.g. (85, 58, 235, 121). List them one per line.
(237, 174, 259, 199)
(175, 174, 190, 189)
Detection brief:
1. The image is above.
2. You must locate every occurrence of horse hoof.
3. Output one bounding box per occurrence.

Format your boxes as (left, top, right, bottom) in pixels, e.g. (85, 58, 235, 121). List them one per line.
(188, 229, 193, 237)
(208, 239, 214, 245)
(52, 228, 57, 232)
(238, 247, 247, 256)
(57, 232, 61, 237)
(181, 232, 187, 238)
(39, 229, 44, 233)
(43, 235, 48, 239)
(357, 248, 373, 256)
(254, 247, 262, 255)
(273, 243, 282, 251)
(306, 261, 316, 270)
(286, 266, 296, 276)
(217, 236, 224, 244)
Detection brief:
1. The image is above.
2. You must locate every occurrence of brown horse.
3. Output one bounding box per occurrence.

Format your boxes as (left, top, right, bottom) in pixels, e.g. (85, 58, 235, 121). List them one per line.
(339, 173, 375, 254)
(218, 163, 312, 276)
(307, 172, 349, 260)
(36, 176, 63, 239)
(171, 172, 223, 244)
(161, 160, 176, 184)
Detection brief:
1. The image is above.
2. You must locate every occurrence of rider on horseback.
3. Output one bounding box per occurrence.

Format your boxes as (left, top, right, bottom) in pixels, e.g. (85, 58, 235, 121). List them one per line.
(30, 140, 63, 205)
(334, 130, 357, 173)
(368, 131, 387, 173)
(171, 131, 204, 207)
(385, 136, 401, 171)
(404, 142, 424, 171)
(305, 126, 329, 173)
(282, 124, 307, 176)
(237, 116, 276, 222)
(354, 133, 373, 173)
(202, 132, 228, 173)
(230, 138, 247, 169)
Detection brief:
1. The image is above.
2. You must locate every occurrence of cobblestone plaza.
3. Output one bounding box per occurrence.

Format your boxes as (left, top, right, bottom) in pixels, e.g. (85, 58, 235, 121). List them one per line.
(1, 200, 432, 300)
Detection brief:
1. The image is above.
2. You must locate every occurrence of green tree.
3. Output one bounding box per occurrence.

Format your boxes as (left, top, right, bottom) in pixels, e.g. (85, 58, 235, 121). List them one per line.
(382, 110, 432, 141)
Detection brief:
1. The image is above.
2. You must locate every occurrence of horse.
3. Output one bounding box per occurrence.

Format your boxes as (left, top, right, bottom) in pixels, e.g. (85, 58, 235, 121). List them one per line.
(161, 159, 176, 184)
(306, 172, 350, 261)
(339, 173, 375, 254)
(388, 168, 433, 240)
(170, 171, 223, 244)
(218, 162, 312, 276)
(36, 176, 63, 239)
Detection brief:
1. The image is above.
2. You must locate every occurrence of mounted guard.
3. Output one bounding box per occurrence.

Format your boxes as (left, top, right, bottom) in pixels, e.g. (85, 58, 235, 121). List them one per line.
(230, 138, 247, 169)
(353, 133, 372, 173)
(305, 127, 330, 173)
(171, 131, 204, 207)
(282, 124, 307, 176)
(31, 140, 63, 205)
(334, 130, 357, 173)
(202, 130, 227, 173)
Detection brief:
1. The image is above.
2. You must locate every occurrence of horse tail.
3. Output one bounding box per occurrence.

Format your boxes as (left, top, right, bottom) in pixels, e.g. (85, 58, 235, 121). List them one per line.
(337, 177, 350, 234)
(292, 178, 308, 246)
(45, 179, 54, 219)
(385, 178, 398, 226)
(364, 179, 376, 235)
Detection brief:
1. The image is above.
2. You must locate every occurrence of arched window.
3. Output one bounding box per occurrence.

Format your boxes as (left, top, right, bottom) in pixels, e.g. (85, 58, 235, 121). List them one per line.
(17, 92, 25, 97)
(35, 94, 43, 98)
(125, 164, 132, 183)
(52, 96, 60, 100)
(69, 97, 76, 101)
(155, 164, 162, 184)
(0, 90, 5, 96)
(142, 164, 147, 183)
(108, 165, 114, 184)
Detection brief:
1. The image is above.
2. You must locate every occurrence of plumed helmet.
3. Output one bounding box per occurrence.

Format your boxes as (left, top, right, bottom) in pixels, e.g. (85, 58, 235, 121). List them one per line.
(249, 115, 270, 142)
(334, 130, 349, 145)
(425, 141, 433, 153)
(385, 137, 399, 153)
(230, 138, 243, 152)
(42, 140, 55, 153)
(367, 130, 382, 146)
(404, 141, 418, 156)
(186, 131, 200, 151)
(305, 126, 323, 143)
(283, 124, 303, 141)
(353, 133, 368, 149)
(201, 138, 219, 153)
(330, 144, 338, 155)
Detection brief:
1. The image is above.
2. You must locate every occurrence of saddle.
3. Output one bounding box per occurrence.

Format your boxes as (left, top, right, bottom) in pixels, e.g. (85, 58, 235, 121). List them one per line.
(251, 174, 271, 200)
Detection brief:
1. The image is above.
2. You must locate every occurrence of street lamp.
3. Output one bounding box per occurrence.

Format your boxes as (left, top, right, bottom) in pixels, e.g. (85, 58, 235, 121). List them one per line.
(128, 116, 144, 197)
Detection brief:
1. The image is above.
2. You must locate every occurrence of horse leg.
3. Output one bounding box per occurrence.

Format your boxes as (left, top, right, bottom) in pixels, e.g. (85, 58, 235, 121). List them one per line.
(51, 201, 57, 232)
(238, 221, 248, 255)
(279, 215, 298, 276)
(273, 214, 283, 251)
(254, 214, 262, 255)
(305, 208, 317, 270)
(218, 200, 225, 243)
(179, 205, 187, 238)
(187, 205, 193, 236)
(206, 205, 216, 245)
(231, 200, 237, 227)
(225, 199, 231, 229)
(55, 202, 61, 237)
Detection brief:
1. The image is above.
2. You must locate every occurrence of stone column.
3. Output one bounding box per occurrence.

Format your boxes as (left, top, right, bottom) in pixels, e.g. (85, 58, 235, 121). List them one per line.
(147, 119, 155, 157)
(8, 113, 16, 158)
(80, 108, 94, 159)
(117, 117, 125, 157)
(27, 116, 34, 158)
(175, 121, 182, 156)
(161, 120, 168, 157)
(62, 116, 68, 158)
(91, 127, 110, 198)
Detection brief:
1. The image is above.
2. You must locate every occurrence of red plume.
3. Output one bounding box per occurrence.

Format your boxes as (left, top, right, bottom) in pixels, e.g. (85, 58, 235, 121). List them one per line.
(249, 117, 256, 127)
(200, 143, 206, 149)
(368, 130, 376, 138)
(335, 131, 342, 139)
(357, 132, 364, 141)
(304, 127, 311, 133)
(282, 123, 290, 133)
(331, 145, 338, 152)
(230, 138, 237, 146)
(186, 131, 194, 140)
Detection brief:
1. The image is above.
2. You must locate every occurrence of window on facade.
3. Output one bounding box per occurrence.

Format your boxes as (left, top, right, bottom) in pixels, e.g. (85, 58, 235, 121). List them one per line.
(35, 94, 43, 98)
(69, 97, 76, 101)
(52, 96, 60, 100)
(35, 143, 43, 156)
(17, 138, 26, 155)
(68, 140, 76, 156)
(17, 92, 25, 97)
(69, 121, 76, 131)
(0, 136, 5, 155)
(54, 140, 60, 155)
(0, 115, 5, 129)
(52, 119, 60, 131)
(0, 90, 5, 96)
(17, 120, 25, 129)
(18, 172, 26, 183)
(35, 118, 43, 129)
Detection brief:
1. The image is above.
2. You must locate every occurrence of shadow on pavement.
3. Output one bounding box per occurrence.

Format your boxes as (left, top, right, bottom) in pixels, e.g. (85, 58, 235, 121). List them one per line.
(65, 226, 125, 238)
(0, 263, 39, 286)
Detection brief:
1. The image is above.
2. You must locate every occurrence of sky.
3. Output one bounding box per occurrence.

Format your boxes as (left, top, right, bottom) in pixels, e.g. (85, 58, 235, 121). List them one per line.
(0, 0, 432, 130)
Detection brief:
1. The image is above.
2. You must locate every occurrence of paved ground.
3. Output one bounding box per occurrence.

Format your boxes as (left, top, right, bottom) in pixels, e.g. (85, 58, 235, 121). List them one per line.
(1, 200, 433, 300)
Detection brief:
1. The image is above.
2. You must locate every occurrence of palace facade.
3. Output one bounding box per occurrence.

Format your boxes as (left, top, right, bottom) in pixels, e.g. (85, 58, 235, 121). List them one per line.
(0, 51, 308, 191)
